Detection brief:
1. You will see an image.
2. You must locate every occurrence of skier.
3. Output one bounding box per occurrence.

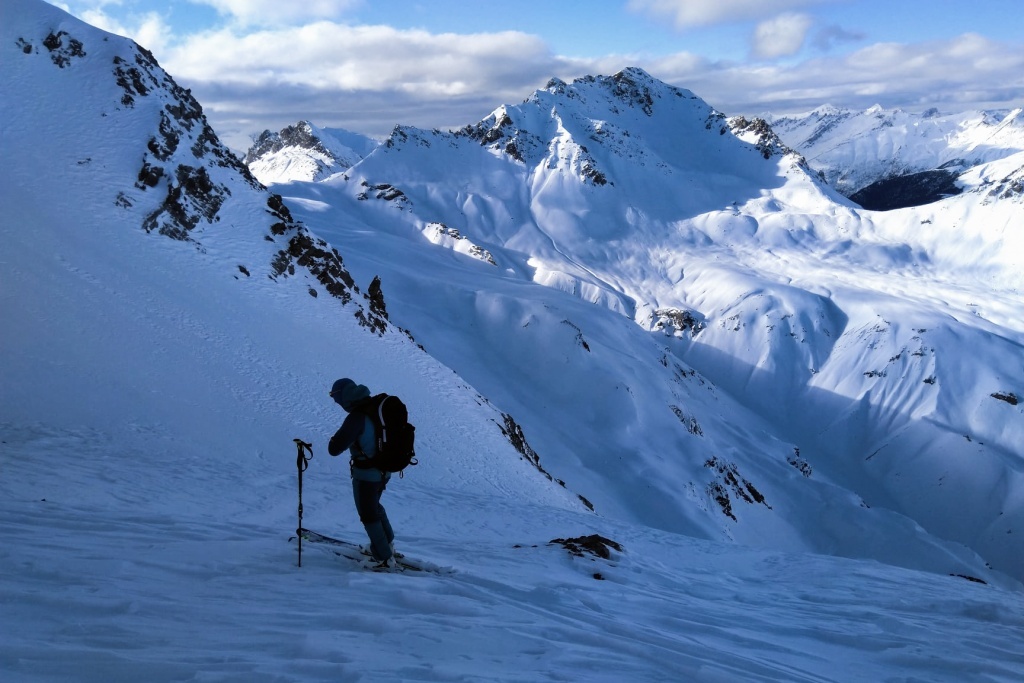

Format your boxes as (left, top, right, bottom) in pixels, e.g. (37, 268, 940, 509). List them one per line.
(327, 378, 396, 567)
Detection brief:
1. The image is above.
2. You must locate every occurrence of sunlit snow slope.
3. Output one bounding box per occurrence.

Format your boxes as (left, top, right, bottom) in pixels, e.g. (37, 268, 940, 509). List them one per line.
(274, 70, 1024, 582)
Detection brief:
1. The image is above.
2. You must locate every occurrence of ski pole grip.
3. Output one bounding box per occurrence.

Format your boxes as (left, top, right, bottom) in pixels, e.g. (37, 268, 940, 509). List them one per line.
(294, 439, 313, 471)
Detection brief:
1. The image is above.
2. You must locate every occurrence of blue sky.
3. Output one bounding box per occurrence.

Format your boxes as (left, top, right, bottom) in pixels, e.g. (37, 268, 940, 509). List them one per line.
(55, 0, 1024, 150)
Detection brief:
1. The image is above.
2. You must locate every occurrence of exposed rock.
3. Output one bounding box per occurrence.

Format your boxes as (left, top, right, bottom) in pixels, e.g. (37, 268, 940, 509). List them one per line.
(41, 30, 85, 68)
(245, 121, 331, 163)
(652, 308, 706, 338)
(500, 412, 546, 475)
(950, 573, 988, 584)
(142, 165, 229, 240)
(561, 320, 591, 351)
(729, 116, 797, 160)
(498, 412, 590, 510)
(991, 392, 1019, 406)
(267, 193, 359, 308)
(788, 448, 812, 478)
(356, 181, 409, 207)
(705, 456, 771, 521)
(549, 534, 623, 559)
(424, 223, 497, 265)
(669, 405, 703, 436)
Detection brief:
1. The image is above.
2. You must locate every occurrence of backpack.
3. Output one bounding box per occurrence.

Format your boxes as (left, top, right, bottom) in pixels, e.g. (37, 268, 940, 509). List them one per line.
(354, 393, 417, 474)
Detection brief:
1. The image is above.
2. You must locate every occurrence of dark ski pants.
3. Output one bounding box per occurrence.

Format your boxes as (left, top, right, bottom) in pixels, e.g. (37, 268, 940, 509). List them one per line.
(352, 477, 394, 562)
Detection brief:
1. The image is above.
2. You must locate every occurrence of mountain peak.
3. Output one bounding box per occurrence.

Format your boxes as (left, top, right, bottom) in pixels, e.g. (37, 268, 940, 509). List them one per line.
(245, 120, 324, 163)
(245, 121, 378, 185)
(552, 67, 702, 118)
(376, 67, 815, 207)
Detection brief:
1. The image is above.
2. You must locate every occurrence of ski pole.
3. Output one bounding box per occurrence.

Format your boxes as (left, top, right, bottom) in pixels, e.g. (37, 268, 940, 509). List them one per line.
(294, 438, 313, 567)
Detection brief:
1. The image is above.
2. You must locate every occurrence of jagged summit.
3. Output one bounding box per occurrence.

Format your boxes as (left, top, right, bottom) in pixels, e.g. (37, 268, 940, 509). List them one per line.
(246, 121, 332, 163)
(3, 3, 1024, 677)
(362, 66, 824, 212)
(245, 121, 378, 185)
(536, 67, 702, 113)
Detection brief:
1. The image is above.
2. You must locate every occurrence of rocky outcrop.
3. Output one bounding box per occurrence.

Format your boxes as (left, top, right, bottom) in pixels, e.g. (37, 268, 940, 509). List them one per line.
(729, 116, 797, 160)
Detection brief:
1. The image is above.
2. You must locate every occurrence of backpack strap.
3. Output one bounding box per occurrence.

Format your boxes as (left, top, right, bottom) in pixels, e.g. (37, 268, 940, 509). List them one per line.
(350, 397, 382, 466)
(350, 395, 386, 470)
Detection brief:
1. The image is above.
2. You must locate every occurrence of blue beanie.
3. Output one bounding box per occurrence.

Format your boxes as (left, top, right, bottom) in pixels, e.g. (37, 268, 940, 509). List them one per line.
(330, 378, 370, 410)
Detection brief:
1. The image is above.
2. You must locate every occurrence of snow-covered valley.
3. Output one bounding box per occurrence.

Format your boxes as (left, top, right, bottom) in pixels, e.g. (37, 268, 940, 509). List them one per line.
(2, 1, 1023, 681)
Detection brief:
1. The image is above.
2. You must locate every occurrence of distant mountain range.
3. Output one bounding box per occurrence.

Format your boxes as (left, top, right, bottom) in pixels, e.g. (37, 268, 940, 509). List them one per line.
(765, 105, 1024, 209)
(248, 102, 1024, 212)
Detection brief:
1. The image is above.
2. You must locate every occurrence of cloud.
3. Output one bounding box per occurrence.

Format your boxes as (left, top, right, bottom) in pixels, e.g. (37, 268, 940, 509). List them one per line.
(627, 0, 829, 29)
(752, 13, 814, 59)
(157, 22, 578, 148)
(812, 24, 866, 52)
(101, 12, 1017, 153)
(165, 23, 559, 95)
(72, 7, 174, 56)
(187, 0, 363, 26)
(652, 33, 1024, 115)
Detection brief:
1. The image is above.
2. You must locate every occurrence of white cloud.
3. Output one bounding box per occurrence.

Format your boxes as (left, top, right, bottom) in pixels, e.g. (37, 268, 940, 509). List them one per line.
(75, 7, 174, 56)
(188, 0, 362, 26)
(627, 0, 828, 29)
(157, 22, 574, 148)
(165, 22, 556, 95)
(649, 33, 1024, 115)
(752, 13, 815, 59)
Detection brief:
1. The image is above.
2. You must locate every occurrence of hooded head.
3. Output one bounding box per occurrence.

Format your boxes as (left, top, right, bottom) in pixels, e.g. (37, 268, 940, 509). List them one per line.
(330, 378, 370, 411)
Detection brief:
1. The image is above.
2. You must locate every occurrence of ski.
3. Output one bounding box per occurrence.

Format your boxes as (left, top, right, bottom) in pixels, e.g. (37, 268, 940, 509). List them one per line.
(293, 527, 431, 573)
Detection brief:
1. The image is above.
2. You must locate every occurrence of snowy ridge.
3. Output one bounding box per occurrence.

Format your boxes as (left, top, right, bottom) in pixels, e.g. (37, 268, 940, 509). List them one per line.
(2, 2, 1024, 680)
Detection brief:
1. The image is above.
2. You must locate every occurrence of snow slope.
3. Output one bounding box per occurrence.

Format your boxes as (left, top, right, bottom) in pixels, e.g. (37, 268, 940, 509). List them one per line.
(2, 2, 1024, 681)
